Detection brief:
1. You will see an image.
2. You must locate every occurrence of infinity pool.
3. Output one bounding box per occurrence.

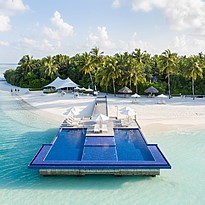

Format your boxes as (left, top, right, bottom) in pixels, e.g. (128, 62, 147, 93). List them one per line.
(43, 128, 155, 162)
(29, 127, 171, 175)
(115, 129, 154, 161)
(46, 129, 86, 161)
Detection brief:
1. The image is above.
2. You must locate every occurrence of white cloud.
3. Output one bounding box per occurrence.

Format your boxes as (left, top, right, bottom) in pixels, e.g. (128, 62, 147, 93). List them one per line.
(174, 35, 186, 49)
(112, 0, 121, 8)
(0, 0, 28, 15)
(0, 40, 9, 46)
(171, 34, 205, 55)
(132, 0, 166, 12)
(17, 37, 60, 53)
(165, 0, 205, 35)
(116, 32, 155, 54)
(44, 11, 74, 40)
(0, 15, 10, 31)
(129, 33, 153, 51)
(115, 0, 205, 36)
(0, 0, 28, 32)
(87, 26, 115, 50)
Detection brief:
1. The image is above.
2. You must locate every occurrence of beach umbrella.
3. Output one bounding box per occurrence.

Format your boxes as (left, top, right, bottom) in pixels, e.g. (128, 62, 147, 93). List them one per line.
(118, 86, 132, 94)
(93, 114, 109, 121)
(131, 93, 141, 103)
(144, 86, 159, 95)
(120, 108, 136, 116)
(157, 94, 167, 98)
(120, 107, 136, 123)
(66, 109, 79, 116)
(93, 114, 109, 128)
(157, 94, 167, 104)
(66, 106, 81, 116)
(71, 106, 82, 113)
(131, 93, 141, 98)
(120, 106, 135, 112)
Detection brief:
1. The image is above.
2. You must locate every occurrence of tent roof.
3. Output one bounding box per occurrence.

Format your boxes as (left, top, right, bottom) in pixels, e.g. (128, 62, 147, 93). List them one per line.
(44, 77, 78, 89)
(44, 77, 64, 88)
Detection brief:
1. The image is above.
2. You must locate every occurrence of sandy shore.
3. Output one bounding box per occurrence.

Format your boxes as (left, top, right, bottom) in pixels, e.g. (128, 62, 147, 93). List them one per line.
(2, 81, 205, 136)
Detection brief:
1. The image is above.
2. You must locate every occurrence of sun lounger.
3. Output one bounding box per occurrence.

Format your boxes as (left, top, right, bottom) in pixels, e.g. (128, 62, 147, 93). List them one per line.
(94, 124, 100, 133)
(101, 124, 108, 132)
(61, 118, 80, 127)
(121, 119, 129, 127)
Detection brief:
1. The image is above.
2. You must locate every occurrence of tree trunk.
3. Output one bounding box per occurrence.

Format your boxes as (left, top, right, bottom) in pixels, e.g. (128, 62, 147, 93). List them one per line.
(135, 77, 138, 93)
(112, 78, 116, 96)
(89, 71, 94, 90)
(192, 78, 195, 100)
(168, 72, 171, 99)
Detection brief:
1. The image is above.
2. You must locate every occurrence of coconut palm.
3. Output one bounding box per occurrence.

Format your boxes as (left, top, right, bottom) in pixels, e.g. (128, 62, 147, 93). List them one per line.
(159, 49, 178, 99)
(18, 55, 34, 73)
(132, 49, 149, 93)
(42, 56, 58, 80)
(80, 52, 95, 90)
(183, 55, 204, 100)
(96, 55, 121, 95)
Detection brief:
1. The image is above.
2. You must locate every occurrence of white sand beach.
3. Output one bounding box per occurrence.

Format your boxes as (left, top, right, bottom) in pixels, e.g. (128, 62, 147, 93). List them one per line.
(2, 81, 205, 136)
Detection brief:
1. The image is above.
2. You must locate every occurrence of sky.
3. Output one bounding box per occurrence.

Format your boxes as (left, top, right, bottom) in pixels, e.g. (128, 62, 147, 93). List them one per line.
(1, 0, 205, 63)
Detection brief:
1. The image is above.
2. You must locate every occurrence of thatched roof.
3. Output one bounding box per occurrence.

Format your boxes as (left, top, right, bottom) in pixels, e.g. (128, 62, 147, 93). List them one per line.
(144, 86, 159, 94)
(118, 86, 132, 94)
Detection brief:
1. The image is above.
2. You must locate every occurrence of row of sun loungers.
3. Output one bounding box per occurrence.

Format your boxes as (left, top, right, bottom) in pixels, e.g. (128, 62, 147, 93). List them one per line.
(61, 116, 81, 127)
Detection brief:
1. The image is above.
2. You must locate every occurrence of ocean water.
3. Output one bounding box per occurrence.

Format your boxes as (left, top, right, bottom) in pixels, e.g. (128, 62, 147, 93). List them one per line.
(0, 67, 205, 205)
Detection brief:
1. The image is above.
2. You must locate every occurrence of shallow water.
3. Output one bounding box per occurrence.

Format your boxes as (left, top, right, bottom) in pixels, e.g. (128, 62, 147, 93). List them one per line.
(0, 72, 205, 204)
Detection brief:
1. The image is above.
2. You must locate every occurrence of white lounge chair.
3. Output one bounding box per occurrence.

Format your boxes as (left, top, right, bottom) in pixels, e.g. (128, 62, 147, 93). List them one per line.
(101, 124, 108, 132)
(121, 119, 129, 127)
(94, 124, 100, 133)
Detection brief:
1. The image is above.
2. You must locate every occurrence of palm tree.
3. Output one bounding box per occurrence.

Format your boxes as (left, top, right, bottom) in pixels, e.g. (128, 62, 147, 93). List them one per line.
(183, 56, 203, 100)
(18, 55, 33, 73)
(53, 54, 70, 78)
(90, 47, 104, 64)
(80, 52, 95, 90)
(129, 58, 146, 93)
(119, 52, 131, 88)
(42, 56, 58, 80)
(131, 49, 149, 93)
(90, 47, 104, 90)
(159, 49, 178, 99)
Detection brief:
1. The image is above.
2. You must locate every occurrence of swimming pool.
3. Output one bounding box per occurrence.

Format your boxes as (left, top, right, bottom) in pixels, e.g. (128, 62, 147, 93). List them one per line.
(29, 127, 171, 175)
(115, 129, 154, 161)
(46, 128, 86, 161)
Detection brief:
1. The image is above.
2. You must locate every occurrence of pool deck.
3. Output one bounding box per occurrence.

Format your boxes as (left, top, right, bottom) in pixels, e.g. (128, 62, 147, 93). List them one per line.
(76, 96, 140, 137)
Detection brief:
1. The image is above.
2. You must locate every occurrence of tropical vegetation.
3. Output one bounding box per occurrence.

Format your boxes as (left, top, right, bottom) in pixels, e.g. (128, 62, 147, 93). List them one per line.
(4, 47, 205, 99)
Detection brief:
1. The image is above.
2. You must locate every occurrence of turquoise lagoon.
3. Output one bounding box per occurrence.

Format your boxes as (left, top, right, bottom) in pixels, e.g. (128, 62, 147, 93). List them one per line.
(0, 67, 205, 205)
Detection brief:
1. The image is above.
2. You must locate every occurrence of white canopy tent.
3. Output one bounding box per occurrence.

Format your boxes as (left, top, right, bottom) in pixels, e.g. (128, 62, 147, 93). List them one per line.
(44, 77, 64, 88)
(44, 77, 78, 90)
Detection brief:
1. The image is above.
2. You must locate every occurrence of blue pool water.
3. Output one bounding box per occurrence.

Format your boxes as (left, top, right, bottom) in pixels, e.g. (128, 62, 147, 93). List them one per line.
(114, 129, 154, 161)
(35, 128, 158, 164)
(46, 129, 86, 161)
(0, 68, 205, 205)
